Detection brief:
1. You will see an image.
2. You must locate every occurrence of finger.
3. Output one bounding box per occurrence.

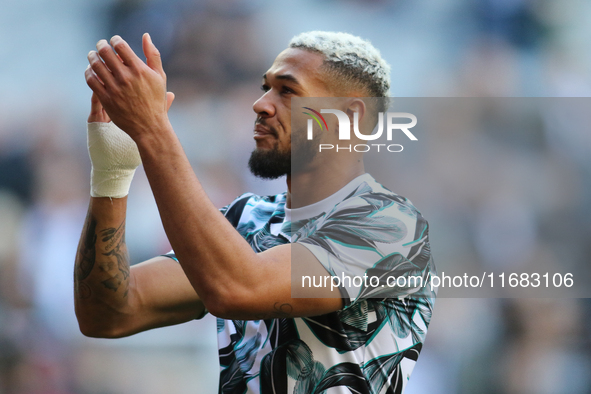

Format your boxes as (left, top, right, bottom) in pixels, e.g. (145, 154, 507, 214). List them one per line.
(110, 35, 141, 68)
(142, 33, 164, 76)
(90, 92, 103, 114)
(96, 39, 124, 78)
(89, 92, 110, 123)
(166, 91, 175, 112)
(88, 50, 115, 88)
(85, 65, 107, 97)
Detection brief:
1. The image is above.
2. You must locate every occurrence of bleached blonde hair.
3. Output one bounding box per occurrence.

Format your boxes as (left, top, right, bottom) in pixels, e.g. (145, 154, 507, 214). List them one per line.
(289, 31, 391, 98)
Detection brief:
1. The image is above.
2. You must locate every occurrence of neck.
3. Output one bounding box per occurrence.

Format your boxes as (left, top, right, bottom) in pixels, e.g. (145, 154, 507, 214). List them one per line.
(286, 154, 365, 209)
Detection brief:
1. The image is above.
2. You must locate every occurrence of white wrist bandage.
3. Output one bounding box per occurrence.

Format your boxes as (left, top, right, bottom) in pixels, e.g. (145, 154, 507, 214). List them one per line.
(87, 122, 142, 198)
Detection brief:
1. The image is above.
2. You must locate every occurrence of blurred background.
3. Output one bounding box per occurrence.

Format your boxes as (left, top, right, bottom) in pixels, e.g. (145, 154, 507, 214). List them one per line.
(0, 0, 590, 393)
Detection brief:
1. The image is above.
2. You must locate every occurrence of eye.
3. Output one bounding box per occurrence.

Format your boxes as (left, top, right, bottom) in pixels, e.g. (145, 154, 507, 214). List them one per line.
(260, 84, 270, 92)
(281, 86, 295, 94)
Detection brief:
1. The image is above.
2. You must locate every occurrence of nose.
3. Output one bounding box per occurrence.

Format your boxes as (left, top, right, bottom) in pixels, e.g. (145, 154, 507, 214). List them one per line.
(253, 91, 276, 118)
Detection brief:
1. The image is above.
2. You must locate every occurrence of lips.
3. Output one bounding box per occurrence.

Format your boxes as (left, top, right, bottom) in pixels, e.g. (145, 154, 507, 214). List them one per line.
(254, 123, 277, 139)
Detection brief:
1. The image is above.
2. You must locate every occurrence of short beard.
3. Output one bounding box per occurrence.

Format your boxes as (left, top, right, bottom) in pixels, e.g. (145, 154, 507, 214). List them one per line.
(248, 145, 291, 179)
(248, 128, 320, 180)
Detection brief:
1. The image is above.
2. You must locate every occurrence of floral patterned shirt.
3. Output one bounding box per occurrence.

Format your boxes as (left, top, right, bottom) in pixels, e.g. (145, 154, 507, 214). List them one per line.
(166, 173, 436, 394)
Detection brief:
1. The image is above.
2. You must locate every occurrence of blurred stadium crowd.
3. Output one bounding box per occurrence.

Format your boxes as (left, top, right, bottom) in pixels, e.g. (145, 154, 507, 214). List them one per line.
(0, 0, 590, 393)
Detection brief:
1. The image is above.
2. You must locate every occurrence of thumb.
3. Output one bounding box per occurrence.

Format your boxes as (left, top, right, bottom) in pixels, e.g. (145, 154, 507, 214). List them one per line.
(166, 92, 175, 112)
(142, 33, 164, 75)
(88, 92, 110, 123)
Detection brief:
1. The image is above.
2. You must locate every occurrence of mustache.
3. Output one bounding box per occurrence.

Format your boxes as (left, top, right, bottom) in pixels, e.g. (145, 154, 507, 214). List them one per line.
(254, 119, 279, 138)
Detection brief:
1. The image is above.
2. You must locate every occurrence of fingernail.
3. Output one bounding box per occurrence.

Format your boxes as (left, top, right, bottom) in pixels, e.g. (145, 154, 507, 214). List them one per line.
(111, 35, 121, 43)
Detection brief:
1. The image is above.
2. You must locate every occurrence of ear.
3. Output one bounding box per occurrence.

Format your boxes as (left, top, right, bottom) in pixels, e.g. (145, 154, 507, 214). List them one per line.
(345, 98, 366, 131)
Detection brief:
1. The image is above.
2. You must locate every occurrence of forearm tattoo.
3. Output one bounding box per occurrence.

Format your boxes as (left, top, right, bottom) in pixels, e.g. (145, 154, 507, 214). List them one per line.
(75, 211, 130, 299)
(99, 221, 130, 294)
(254, 302, 294, 320)
(76, 211, 97, 282)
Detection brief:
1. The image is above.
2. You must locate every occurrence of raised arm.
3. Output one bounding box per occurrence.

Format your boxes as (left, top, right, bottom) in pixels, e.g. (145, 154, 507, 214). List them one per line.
(74, 94, 204, 338)
(84, 34, 342, 320)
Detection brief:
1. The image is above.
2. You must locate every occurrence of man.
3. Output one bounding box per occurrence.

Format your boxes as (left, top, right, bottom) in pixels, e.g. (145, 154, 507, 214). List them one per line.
(76, 30, 435, 393)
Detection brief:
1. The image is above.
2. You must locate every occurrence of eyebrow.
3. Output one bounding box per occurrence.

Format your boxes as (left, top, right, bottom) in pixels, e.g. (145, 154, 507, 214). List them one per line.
(262, 73, 302, 87)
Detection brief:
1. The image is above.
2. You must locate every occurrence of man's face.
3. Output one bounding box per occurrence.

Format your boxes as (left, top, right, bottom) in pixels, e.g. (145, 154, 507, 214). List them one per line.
(248, 48, 331, 179)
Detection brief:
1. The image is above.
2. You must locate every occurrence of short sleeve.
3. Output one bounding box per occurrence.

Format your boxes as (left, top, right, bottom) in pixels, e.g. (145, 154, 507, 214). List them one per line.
(162, 250, 178, 262)
(295, 190, 435, 307)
